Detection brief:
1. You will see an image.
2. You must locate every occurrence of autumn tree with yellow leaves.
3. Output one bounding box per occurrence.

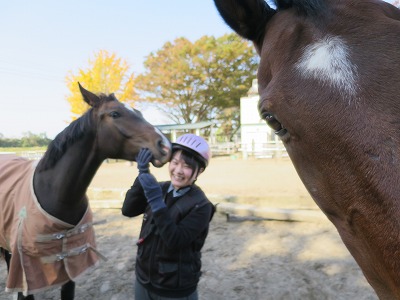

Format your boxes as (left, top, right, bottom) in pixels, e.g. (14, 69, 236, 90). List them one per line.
(65, 50, 137, 120)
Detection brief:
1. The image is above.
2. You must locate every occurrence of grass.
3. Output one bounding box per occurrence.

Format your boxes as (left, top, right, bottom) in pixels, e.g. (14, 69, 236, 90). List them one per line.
(0, 146, 46, 153)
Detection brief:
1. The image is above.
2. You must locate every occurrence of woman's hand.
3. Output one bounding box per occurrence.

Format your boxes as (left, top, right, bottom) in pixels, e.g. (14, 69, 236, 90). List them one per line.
(136, 148, 153, 173)
(138, 173, 166, 212)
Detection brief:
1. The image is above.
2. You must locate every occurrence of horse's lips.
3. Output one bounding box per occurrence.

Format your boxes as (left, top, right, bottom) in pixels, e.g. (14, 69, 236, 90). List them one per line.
(152, 159, 163, 168)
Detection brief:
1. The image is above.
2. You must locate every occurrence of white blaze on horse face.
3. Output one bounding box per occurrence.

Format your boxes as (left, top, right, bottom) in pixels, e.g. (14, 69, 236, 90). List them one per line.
(296, 36, 358, 98)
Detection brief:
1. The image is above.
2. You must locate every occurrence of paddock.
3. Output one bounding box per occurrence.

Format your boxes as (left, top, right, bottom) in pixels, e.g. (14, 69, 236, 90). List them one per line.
(0, 158, 376, 299)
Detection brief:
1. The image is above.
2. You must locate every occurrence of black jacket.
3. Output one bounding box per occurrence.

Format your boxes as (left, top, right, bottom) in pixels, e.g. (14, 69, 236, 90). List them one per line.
(122, 177, 215, 298)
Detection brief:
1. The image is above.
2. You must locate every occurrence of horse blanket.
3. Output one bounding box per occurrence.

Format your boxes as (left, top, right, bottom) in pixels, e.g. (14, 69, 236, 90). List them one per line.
(0, 154, 103, 295)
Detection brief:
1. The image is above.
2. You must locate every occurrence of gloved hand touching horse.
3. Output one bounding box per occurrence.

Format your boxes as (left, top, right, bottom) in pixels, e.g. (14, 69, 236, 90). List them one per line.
(136, 148, 153, 173)
(136, 148, 166, 212)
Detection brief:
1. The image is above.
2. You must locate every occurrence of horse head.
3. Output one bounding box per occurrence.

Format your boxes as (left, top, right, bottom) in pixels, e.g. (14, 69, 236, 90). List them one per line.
(78, 83, 171, 167)
(214, 0, 400, 298)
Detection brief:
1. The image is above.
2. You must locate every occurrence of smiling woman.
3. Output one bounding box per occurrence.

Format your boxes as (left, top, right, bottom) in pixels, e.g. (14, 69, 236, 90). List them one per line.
(122, 134, 215, 300)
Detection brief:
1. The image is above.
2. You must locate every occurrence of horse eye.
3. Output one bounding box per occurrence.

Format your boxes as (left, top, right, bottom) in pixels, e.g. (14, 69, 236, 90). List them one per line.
(109, 111, 121, 118)
(261, 112, 273, 121)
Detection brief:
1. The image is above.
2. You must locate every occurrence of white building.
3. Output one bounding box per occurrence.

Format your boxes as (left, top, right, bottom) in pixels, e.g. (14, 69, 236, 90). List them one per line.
(240, 79, 286, 159)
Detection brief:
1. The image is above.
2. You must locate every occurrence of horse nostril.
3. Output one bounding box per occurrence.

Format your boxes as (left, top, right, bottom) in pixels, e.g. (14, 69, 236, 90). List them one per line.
(157, 139, 169, 156)
(157, 139, 163, 150)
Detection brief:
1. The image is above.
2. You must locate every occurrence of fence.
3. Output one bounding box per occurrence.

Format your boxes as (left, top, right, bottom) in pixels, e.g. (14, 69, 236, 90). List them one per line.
(210, 142, 238, 156)
(1, 143, 288, 161)
(20, 151, 46, 160)
(0, 151, 45, 160)
(209, 141, 288, 159)
(239, 141, 288, 159)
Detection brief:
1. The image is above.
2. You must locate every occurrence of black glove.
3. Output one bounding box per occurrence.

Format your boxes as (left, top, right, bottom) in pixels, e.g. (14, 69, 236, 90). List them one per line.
(138, 173, 166, 212)
(136, 148, 153, 173)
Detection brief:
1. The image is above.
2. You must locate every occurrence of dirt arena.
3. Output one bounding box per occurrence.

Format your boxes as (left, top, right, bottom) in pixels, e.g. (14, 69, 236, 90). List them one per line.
(0, 157, 377, 299)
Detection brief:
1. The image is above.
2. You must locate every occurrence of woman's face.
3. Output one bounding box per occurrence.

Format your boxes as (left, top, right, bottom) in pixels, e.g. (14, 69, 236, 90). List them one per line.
(169, 150, 197, 189)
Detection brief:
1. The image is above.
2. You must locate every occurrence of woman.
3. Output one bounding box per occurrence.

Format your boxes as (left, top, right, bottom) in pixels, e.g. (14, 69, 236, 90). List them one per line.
(122, 134, 215, 300)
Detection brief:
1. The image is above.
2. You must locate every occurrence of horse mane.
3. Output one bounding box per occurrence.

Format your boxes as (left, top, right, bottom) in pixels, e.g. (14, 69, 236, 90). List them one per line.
(274, 0, 328, 17)
(37, 93, 113, 172)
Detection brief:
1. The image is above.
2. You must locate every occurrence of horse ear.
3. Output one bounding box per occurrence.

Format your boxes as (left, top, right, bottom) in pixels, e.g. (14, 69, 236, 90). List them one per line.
(213, 0, 275, 42)
(109, 93, 118, 101)
(78, 82, 100, 107)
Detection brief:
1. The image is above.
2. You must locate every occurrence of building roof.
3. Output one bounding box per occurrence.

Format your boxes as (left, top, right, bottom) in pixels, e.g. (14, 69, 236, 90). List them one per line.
(156, 121, 216, 131)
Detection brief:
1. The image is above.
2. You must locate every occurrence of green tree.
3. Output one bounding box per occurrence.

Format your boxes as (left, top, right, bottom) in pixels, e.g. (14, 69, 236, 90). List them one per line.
(136, 33, 258, 139)
(0, 132, 51, 147)
(65, 50, 137, 120)
(0, 137, 21, 147)
(20, 132, 51, 147)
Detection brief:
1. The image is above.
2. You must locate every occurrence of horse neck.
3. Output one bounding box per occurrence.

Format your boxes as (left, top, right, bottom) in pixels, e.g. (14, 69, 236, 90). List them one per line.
(34, 135, 103, 225)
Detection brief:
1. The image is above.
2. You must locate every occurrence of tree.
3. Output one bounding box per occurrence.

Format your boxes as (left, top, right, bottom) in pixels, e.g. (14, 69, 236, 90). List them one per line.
(65, 50, 137, 120)
(0, 132, 51, 147)
(136, 34, 258, 139)
(20, 132, 52, 147)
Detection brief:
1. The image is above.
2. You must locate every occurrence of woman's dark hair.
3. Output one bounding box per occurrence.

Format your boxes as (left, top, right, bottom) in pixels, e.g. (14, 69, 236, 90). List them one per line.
(171, 147, 204, 179)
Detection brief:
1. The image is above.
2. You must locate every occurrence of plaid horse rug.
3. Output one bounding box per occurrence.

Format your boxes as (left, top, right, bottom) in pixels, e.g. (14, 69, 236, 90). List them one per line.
(0, 154, 103, 295)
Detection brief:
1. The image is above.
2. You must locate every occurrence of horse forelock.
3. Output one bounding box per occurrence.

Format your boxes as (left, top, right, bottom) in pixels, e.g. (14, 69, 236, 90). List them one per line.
(94, 93, 115, 106)
(295, 35, 359, 100)
(274, 0, 327, 16)
(257, 0, 327, 45)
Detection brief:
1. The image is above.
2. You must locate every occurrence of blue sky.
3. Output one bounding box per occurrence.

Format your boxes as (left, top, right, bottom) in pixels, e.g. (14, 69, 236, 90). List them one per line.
(0, 1, 232, 138)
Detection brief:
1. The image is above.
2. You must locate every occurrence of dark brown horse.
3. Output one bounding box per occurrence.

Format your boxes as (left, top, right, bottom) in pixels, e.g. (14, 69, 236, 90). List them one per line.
(214, 0, 400, 299)
(0, 83, 171, 299)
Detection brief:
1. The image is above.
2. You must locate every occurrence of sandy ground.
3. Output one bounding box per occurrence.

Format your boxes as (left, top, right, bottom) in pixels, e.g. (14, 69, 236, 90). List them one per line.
(88, 156, 319, 210)
(0, 157, 377, 299)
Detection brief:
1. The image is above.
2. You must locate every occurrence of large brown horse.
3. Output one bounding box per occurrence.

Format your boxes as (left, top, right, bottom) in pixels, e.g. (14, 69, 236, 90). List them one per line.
(214, 0, 400, 299)
(0, 83, 171, 299)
